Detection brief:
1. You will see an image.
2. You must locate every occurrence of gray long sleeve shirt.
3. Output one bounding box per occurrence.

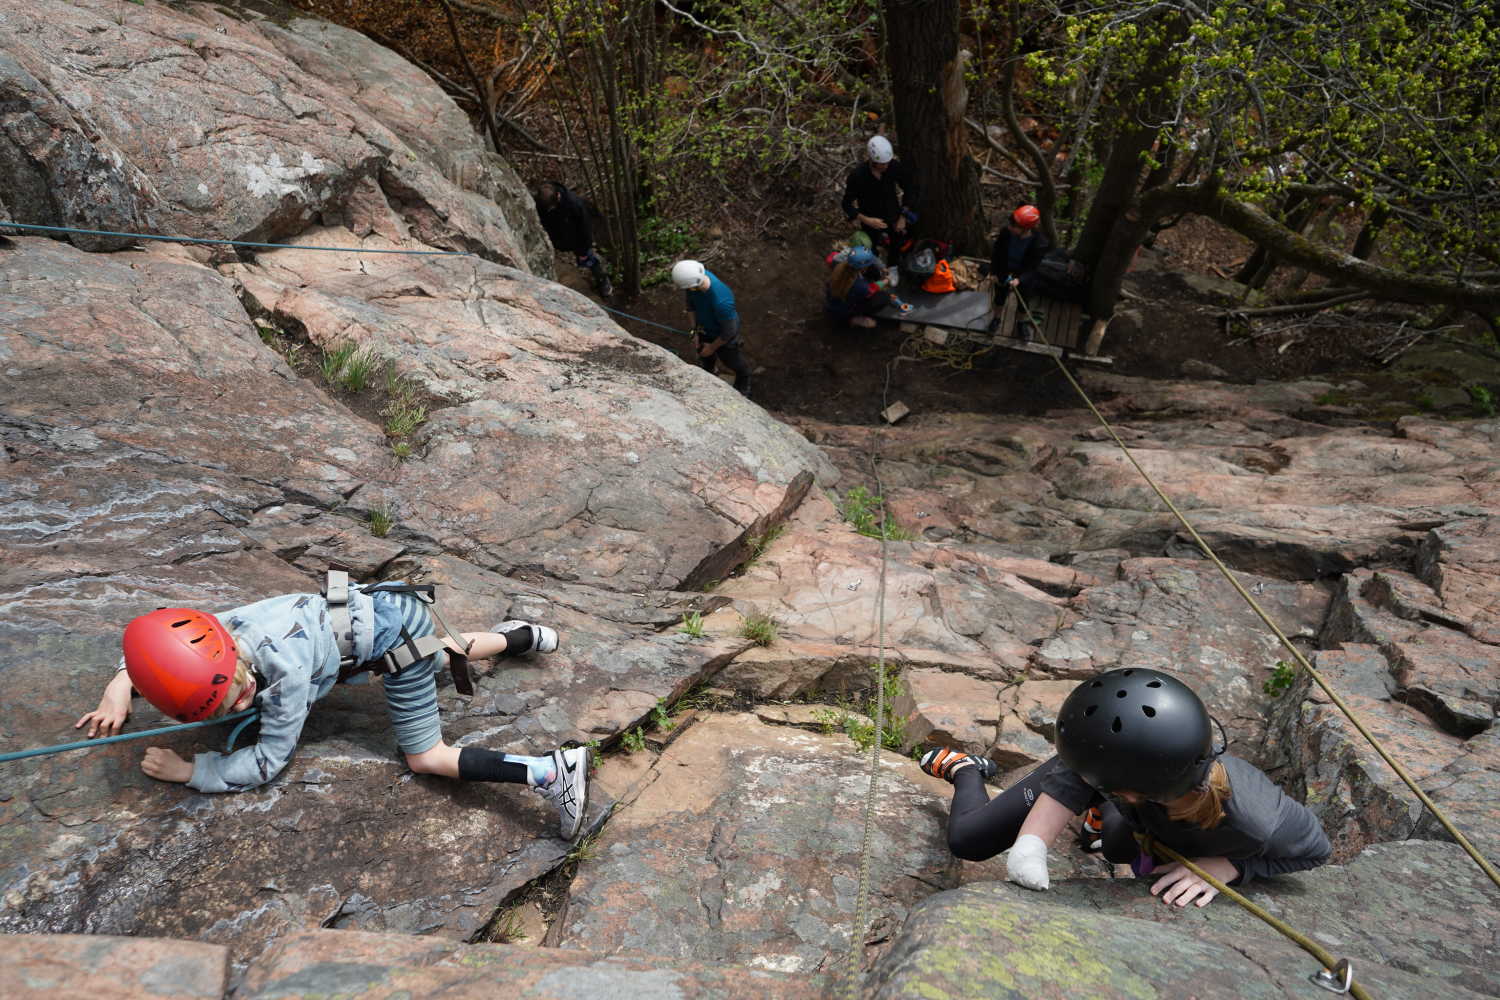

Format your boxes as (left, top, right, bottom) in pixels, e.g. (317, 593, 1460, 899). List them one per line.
(119, 589, 380, 793)
(1041, 754, 1331, 885)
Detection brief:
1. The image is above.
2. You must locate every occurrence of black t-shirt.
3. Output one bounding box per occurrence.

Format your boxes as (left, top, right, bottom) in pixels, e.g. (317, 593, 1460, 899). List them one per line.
(841, 161, 920, 227)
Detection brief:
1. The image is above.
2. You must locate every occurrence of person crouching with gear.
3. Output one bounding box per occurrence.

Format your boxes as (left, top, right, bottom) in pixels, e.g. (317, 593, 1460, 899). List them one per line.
(842, 135, 920, 265)
(672, 258, 752, 399)
(920, 668, 1330, 907)
(985, 204, 1049, 338)
(824, 246, 907, 329)
(74, 582, 590, 840)
(534, 181, 613, 298)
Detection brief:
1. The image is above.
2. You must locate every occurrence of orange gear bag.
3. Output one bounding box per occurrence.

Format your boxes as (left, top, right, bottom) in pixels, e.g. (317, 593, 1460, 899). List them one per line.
(922, 258, 956, 294)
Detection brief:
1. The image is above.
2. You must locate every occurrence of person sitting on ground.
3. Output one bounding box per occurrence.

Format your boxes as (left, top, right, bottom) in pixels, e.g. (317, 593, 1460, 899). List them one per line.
(987, 204, 1051, 306)
(672, 259, 752, 399)
(841, 135, 920, 264)
(534, 180, 613, 298)
(920, 667, 1331, 908)
(75, 585, 589, 840)
(825, 246, 896, 329)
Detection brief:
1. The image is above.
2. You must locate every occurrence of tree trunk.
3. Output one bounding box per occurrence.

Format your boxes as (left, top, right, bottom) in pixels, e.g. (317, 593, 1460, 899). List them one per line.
(883, 0, 987, 255)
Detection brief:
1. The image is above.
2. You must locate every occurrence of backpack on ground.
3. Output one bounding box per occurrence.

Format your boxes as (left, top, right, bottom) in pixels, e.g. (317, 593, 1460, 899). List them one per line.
(1028, 247, 1089, 303)
(922, 258, 957, 294)
(901, 238, 952, 286)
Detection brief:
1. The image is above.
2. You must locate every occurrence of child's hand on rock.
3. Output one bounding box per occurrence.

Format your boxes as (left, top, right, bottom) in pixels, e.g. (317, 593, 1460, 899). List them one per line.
(142, 747, 193, 783)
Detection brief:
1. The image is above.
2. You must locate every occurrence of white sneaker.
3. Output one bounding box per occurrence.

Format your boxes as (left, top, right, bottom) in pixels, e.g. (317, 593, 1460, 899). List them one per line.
(492, 620, 559, 654)
(536, 746, 589, 840)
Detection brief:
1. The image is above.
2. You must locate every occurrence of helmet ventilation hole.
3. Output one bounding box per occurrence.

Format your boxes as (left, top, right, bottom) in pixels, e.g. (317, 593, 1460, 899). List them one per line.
(1090, 680, 1102, 688)
(1141, 705, 1156, 717)
(1084, 705, 1098, 717)
(1121, 669, 1133, 675)
(1146, 680, 1162, 688)
(189, 635, 204, 644)
(1116, 689, 1127, 698)
(1111, 716, 1122, 733)
(171, 618, 192, 627)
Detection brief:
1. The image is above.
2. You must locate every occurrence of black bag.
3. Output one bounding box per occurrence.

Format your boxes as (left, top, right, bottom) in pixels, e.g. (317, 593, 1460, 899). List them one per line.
(901, 239, 951, 283)
(1028, 248, 1089, 303)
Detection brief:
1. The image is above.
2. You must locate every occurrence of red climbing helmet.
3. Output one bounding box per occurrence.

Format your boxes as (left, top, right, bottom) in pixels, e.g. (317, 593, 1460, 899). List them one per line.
(1011, 205, 1041, 229)
(122, 608, 237, 722)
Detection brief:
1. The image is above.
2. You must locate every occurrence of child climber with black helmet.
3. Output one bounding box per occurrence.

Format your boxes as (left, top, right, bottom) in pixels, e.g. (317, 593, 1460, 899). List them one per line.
(74, 585, 590, 840)
(921, 668, 1330, 907)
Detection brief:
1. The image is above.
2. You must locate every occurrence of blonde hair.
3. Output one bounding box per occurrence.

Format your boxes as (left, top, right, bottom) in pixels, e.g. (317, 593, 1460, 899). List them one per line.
(829, 260, 858, 300)
(207, 655, 254, 719)
(1166, 760, 1231, 828)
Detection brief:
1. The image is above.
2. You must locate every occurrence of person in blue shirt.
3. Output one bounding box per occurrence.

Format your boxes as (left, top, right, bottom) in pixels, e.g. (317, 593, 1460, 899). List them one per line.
(671, 259, 751, 398)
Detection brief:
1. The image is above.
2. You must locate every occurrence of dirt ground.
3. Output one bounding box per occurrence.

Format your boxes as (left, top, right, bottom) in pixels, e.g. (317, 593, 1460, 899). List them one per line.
(548, 210, 1433, 425)
(543, 199, 1500, 425)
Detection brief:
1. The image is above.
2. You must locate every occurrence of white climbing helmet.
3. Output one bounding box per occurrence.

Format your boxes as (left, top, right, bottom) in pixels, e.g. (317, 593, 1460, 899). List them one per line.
(867, 135, 893, 164)
(671, 259, 707, 290)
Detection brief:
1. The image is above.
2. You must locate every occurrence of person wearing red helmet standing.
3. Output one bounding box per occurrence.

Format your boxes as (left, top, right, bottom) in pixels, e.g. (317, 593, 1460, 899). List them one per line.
(919, 668, 1330, 908)
(74, 587, 591, 841)
(985, 204, 1049, 311)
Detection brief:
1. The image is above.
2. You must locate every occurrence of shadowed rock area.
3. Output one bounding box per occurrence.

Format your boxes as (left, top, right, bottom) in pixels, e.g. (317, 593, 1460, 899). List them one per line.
(2, 0, 1498, 996)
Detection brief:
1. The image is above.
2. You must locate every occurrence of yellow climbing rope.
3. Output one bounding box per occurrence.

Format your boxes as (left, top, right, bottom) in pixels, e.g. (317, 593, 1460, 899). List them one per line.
(1012, 287, 1498, 893)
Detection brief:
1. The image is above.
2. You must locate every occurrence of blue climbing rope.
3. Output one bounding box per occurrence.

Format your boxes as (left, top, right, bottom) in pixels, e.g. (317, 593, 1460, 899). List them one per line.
(596, 301, 694, 338)
(0, 708, 260, 764)
(0, 221, 472, 256)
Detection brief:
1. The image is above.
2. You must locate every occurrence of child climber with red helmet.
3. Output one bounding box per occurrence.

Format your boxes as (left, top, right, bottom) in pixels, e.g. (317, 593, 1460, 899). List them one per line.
(920, 668, 1330, 908)
(75, 585, 590, 840)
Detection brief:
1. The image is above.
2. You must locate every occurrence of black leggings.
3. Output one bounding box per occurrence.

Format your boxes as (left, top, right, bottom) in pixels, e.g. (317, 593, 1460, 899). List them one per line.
(700, 341, 751, 395)
(947, 755, 1139, 863)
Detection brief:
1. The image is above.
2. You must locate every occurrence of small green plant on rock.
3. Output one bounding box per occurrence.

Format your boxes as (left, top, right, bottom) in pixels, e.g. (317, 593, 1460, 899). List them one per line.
(339, 347, 383, 393)
(839, 485, 914, 541)
(369, 501, 394, 539)
(621, 727, 647, 753)
(1263, 659, 1298, 697)
(740, 614, 777, 646)
(1467, 384, 1496, 417)
(319, 341, 358, 385)
(490, 906, 529, 945)
(746, 523, 786, 564)
(652, 698, 675, 732)
(678, 611, 705, 638)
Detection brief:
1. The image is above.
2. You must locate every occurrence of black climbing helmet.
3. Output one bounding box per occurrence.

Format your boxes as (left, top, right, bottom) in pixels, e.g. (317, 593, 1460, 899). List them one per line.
(1054, 668, 1217, 801)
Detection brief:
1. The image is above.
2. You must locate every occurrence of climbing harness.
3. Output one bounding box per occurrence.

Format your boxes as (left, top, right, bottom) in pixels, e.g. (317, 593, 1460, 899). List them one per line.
(323, 569, 476, 696)
(0, 709, 259, 765)
(0, 221, 473, 256)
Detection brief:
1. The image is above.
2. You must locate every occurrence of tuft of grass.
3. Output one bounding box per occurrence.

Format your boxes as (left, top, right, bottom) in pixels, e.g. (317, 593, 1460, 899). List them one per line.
(567, 832, 600, 864)
(746, 522, 786, 563)
(740, 614, 777, 646)
(319, 341, 358, 385)
(391, 440, 413, 460)
(490, 906, 529, 944)
(678, 611, 705, 638)
(839, 485, 914, 541)
(621, 727, 647, 753)
(1467, 384, 1497, 417)
(369, 501, 394, 538)
(813, 665, 908, 752)
(1263, 659, 1298, 697)
(339, 346, 384, 393)
(383, 394, 428, 438)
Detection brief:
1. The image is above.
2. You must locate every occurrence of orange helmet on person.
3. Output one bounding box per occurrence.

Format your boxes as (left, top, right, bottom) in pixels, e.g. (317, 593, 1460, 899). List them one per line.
(122, 608, 237, 721)
(1011, 205, 1041, 229)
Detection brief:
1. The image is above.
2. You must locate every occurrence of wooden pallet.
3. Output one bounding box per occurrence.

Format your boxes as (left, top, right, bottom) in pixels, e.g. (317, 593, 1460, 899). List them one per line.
(994, 293, 1087, 350)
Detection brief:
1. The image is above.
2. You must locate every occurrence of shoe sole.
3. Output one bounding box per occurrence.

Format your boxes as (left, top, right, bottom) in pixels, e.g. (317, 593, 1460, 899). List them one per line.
(559, 747, 589, 841)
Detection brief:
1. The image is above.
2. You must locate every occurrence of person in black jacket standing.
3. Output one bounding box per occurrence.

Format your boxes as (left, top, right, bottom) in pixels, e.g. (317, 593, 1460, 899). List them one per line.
(841, 135, 920, 264)
(534, 181, 613, 297)
(919, 668, 1332, 908)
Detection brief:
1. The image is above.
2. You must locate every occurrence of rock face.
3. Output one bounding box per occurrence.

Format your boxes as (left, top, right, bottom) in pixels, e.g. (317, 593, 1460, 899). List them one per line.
(0, 0, 549, 269)
(3, 0, 1499, 996)
(868, 841, 1499, 1000)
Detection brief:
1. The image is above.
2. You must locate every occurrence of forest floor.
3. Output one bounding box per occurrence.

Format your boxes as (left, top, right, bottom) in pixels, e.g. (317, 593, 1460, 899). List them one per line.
(547, 204, 1500, 426)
